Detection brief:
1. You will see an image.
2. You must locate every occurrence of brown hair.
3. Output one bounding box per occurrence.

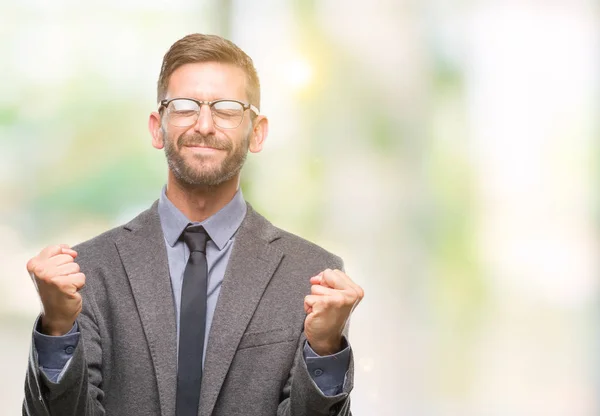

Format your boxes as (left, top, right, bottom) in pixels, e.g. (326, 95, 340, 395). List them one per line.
(157, 33, 260, 109)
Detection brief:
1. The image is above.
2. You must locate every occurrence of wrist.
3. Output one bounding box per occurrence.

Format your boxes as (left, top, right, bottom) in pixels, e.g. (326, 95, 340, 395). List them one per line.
(40, 316, 74, 336)
(309, 337, 343, 356)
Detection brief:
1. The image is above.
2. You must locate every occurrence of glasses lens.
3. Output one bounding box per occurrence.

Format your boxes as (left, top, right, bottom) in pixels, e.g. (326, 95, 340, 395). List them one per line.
(211, 101, 244, 129)
(167, 99, 199, 127)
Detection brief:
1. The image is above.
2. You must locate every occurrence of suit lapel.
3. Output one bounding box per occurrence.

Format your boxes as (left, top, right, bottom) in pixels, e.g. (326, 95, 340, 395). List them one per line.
(199, 205, 283, 416)
(115, 202, 178, 416)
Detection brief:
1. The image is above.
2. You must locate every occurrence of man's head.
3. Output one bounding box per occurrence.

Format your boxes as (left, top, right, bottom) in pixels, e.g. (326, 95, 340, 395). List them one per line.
(156, 34, 261, 109)
(148, 34, 268, 188)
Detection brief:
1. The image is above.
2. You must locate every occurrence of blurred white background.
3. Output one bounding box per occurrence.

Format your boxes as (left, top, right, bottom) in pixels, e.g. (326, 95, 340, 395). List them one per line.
(1, 0, 599, 415)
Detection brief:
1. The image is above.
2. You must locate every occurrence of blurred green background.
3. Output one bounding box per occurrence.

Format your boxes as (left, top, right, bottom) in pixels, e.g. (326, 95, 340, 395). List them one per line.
(1, 0, 599, 415)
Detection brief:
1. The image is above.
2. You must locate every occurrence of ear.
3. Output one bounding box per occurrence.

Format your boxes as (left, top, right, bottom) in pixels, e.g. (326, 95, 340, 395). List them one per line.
(248, 115, 268, 153)
(149, 111, 164, 149)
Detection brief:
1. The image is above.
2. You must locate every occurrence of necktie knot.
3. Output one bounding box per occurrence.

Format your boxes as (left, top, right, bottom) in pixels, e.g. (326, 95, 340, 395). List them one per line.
(183, 225, 209, 253)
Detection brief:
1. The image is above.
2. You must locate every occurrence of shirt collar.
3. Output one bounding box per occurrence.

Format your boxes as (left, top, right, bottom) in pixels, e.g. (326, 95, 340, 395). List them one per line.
(158, 185, 247, 251)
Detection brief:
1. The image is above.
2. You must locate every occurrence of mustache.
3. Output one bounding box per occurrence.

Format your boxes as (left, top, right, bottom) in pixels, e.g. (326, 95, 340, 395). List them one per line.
(178, 134, 231, 151)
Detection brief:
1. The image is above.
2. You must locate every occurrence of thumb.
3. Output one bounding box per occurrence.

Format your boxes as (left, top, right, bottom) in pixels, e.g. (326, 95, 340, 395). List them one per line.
(60, 245, 78, 258)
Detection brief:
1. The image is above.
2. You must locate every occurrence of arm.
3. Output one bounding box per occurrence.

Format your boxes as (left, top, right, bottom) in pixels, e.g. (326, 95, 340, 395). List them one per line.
(23, 245, 106, 416)
(278, 262, 363, 416)
(24, 289, 105, 415)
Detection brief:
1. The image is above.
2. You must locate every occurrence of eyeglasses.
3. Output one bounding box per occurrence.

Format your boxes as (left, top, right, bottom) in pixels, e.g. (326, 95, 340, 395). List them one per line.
(159, 98, 260, 129)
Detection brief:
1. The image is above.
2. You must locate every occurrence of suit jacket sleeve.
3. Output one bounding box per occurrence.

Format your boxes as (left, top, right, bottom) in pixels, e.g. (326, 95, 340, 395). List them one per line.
(277, 257, 354, 416)
(277, 330, 353, 416)
(23, 277, 106, 416)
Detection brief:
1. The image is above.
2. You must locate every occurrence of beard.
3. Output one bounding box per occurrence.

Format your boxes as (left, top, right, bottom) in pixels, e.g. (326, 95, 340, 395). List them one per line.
(163, 129, 249, 187)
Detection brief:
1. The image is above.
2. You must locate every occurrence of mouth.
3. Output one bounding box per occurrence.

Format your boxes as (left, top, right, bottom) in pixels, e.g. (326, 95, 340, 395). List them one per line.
(183, 144, 224, 154)
(185, 144, 217, 148)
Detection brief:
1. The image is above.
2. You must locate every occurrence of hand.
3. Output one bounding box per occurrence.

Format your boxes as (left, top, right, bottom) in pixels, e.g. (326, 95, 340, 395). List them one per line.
(304, 268, 364, 356)
(26, 244, 86, 336)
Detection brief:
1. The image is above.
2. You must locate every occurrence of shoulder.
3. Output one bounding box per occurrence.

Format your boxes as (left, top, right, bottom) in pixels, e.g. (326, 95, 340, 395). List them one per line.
(246, 204, 344, 270)
(72, 219, 127, 252)
(275, 228, 343, 268)
(71, 201, 159, 268)
(68, 227, 124, 277)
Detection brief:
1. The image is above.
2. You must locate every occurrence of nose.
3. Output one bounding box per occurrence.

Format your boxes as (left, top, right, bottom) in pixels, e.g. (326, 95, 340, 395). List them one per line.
(192, 104, 216, 136)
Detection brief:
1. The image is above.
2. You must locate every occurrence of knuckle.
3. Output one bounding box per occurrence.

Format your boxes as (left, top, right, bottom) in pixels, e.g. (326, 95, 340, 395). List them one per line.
(26, 258, 36, 272)
(33, 264, 46, 278)
(46, 245, 60, 257)
(349, 287, 362, 301)
(42, 244, 56, 254)
(357, 287, 365, 299)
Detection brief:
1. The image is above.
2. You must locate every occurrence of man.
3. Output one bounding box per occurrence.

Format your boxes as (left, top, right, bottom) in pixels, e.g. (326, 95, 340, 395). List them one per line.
(23, 33, 363, 416)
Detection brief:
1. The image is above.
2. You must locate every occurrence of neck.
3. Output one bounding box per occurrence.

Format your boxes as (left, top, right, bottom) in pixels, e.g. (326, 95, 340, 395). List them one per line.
(165, 171, 240, 222)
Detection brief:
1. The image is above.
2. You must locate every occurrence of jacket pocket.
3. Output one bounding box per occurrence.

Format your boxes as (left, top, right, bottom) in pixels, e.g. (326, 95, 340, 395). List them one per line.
(237, 327, 297, 350)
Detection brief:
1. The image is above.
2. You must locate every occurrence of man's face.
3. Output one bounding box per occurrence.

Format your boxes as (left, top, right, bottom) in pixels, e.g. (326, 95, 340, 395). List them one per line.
(160, 62, 254, 187)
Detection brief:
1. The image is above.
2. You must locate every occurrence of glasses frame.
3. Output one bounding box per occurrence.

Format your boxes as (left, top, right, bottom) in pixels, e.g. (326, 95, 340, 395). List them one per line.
(159, 97, 260, 129)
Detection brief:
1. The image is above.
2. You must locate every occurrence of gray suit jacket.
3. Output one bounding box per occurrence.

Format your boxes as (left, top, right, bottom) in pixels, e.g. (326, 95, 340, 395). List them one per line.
(23, 202, 353, 416)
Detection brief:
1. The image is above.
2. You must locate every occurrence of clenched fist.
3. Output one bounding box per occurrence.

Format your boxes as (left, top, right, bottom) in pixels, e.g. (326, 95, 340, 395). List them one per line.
(304, 268, 364, 356)
(26, 244, 86, 336)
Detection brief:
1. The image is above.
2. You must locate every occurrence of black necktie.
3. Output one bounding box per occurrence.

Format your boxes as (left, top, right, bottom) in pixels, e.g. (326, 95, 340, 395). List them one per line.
(176, 225, 209, 416)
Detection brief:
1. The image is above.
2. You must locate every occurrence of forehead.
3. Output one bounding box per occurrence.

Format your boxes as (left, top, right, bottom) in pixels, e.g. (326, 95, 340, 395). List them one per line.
(166, 62, 248, 101)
